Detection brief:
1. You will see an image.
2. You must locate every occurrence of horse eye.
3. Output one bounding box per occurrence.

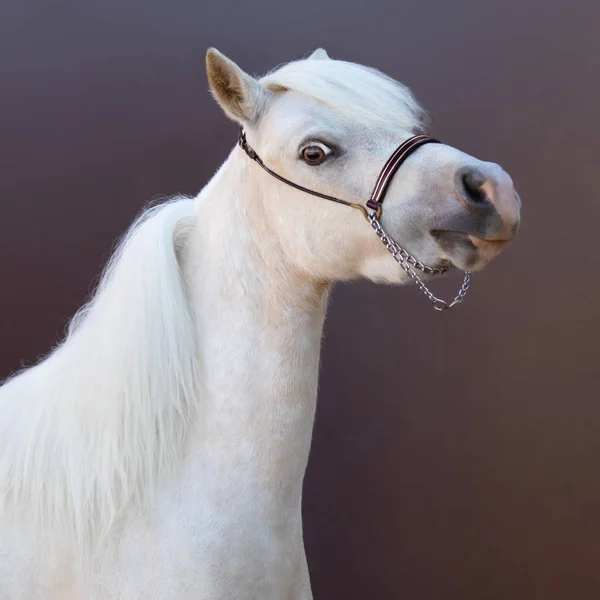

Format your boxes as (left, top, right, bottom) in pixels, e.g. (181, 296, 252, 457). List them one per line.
(301, 143, 333, 165)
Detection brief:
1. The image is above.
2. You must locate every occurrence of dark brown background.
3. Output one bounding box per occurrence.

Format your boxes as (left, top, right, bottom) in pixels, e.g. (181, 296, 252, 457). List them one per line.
(1, 0, 599, 598)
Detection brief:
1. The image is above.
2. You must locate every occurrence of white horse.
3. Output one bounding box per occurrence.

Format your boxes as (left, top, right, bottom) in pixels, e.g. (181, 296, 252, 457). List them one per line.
(0, 48, 520, 599)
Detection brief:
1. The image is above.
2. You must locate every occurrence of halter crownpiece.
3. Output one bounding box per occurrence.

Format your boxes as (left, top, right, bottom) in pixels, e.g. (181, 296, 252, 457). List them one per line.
(237, 128, 472, 311)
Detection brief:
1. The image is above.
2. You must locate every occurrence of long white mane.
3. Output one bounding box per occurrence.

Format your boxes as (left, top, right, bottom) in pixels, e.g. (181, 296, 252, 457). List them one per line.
(0, 198, 198, 552)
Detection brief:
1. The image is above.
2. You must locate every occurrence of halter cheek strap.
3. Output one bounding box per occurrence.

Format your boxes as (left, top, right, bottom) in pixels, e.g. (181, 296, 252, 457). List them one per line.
(238, 129, 370, 218)
(238, 129, 440, 220)
(237, 128, 472, 311)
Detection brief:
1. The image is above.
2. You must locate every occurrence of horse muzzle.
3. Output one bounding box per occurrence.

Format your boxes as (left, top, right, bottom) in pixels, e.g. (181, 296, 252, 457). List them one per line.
(433, 162, 521, 271)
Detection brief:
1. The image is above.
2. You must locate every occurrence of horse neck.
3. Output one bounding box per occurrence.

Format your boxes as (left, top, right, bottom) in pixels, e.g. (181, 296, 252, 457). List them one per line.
(184, 151, 329, 499)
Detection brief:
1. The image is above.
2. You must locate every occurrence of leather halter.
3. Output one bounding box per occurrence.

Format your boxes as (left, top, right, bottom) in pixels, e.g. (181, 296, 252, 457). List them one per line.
(237, 128, 472, 311)
(238, 128, 440, 221)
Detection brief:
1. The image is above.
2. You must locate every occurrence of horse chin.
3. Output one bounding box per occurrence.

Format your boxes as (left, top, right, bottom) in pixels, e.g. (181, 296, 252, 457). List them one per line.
(432, 230, 510, 272)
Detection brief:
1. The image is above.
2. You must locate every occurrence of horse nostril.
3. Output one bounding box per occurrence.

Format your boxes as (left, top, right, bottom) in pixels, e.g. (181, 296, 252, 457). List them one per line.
(460, 169, 489, 207)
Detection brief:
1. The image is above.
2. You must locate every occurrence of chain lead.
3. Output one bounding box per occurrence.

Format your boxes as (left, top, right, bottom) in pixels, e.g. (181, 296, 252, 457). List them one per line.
(368, 214, 471, 311)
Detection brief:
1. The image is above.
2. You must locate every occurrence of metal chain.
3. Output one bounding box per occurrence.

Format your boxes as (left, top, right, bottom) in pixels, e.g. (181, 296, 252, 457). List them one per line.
(368, 214, 471, 311)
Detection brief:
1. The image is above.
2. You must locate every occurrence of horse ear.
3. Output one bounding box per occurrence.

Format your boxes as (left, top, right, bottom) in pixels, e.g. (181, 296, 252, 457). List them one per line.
(206, 48, 268, 124)
(307, 48, 330, 61)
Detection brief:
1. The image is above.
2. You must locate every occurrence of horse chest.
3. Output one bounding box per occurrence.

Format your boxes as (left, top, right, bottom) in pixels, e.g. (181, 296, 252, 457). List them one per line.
(94, 486, 308, 599)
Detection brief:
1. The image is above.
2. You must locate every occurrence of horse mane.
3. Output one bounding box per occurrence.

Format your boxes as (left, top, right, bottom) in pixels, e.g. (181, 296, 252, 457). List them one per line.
(0, 197, 198, 553)
(260, 55, 426, 132)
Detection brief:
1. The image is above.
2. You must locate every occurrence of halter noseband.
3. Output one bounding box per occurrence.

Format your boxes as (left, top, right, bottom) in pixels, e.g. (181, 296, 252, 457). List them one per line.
(237, 128, 472, 311)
